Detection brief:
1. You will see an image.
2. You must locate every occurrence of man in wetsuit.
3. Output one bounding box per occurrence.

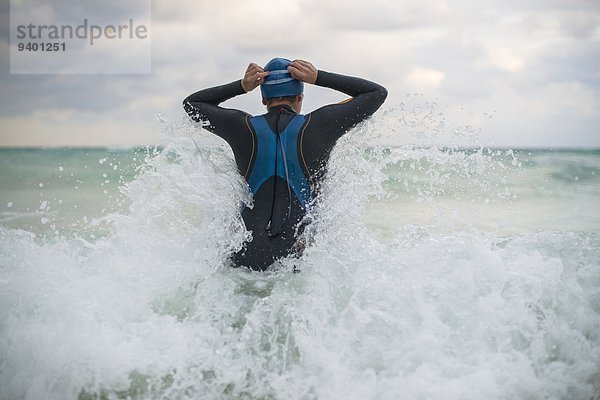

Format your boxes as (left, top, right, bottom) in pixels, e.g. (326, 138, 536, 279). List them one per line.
(183, 58, 387, 270)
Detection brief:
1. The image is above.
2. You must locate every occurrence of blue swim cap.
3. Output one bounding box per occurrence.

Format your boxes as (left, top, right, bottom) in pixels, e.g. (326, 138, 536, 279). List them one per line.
(260, 58, 304, 99)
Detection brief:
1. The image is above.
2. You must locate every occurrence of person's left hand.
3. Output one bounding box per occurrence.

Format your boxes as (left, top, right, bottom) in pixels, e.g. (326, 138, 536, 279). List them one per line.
(241, 63, 270, 92)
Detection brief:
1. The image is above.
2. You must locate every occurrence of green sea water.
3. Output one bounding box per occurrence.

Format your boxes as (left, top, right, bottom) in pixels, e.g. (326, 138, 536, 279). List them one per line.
(0, 147, 153, 235)
(1, 147, 598, 236)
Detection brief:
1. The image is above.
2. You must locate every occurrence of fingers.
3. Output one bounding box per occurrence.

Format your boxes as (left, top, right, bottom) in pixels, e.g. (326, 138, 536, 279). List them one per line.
(289, 60, 314, 73)
(246, 65, 265, 78)
(242, 63, 269, 92)
(254, 71, 270, 83)
(247, 70, 269, 83)
(288, 59, 317, 84)
(291, 59, 315, 71)
(288, 61, 304, 74)
(246, 62, 260, 72)
(287, 64, 301, 79)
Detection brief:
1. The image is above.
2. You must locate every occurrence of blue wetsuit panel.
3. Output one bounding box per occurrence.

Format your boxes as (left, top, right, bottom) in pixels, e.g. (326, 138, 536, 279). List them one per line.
(247, 115, 312, 209)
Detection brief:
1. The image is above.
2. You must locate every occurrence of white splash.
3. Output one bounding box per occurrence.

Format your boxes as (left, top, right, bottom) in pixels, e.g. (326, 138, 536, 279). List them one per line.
(0, 111, 599, 400)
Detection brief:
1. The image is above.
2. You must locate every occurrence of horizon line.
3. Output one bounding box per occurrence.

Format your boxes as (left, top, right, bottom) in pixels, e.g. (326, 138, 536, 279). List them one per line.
(1, 145, 599, 151)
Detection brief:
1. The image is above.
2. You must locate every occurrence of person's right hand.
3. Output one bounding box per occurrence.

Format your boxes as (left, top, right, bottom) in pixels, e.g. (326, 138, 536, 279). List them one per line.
(288, 60, 318, 84)
(241, 63, 270, 92)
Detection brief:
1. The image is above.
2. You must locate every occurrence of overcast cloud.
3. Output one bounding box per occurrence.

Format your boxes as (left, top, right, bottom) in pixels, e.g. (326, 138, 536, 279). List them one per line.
(0, 0, 598, 147)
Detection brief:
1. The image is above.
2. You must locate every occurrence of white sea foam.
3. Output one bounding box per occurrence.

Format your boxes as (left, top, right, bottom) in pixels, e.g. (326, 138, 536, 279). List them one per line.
(0, 112, 599, 399)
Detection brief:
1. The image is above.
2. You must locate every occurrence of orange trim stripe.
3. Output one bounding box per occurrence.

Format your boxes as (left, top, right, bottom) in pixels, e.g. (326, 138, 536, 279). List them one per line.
(243, 114, 255, 179)
(299, 114, 316, 191)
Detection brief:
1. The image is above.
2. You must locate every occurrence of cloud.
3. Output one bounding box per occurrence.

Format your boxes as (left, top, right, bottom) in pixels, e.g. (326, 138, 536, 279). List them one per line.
(538, 40, 600, 87)
(9, 0, 150, 24)
(304, 0, 450, 31)
(0, 112, 159, 147)
(483, 48, 526, 73)
(558, 11, 600, 38)
(1, 0, 599, 147)
(404, 67, 445, 90)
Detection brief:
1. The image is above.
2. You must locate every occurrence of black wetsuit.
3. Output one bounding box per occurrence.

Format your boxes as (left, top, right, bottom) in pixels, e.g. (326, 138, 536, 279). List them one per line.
(183, 71, 387, 270)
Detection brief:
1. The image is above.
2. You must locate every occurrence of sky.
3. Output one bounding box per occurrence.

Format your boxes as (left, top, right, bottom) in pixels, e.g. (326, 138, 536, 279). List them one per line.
(0, 0, 599, 148)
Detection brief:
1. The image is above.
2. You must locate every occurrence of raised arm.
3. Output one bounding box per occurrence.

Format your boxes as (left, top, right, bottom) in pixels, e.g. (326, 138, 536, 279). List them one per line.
(182, 63, 269, 142)
(312, 71, 387, 141)
(182, 63, 272, 176)
(290, 59, 386, 135)
(313, 70, 388, 127)
(183, 80, 244, 123)
(287, 60, 388, 163)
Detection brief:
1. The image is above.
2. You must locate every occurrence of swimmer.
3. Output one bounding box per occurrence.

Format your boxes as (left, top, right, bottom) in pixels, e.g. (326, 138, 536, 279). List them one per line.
(183, 58, 387, 270)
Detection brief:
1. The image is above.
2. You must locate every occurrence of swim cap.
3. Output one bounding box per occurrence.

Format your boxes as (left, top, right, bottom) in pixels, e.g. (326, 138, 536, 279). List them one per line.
(260, 58, 304, 99)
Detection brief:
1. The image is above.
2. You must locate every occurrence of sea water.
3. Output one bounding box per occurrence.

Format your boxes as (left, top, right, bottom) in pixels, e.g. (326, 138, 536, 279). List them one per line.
(0, 115, 599, 399)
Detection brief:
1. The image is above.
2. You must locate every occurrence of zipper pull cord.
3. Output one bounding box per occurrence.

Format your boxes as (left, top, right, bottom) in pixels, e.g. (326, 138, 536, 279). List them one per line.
(266, 108, 293, 238)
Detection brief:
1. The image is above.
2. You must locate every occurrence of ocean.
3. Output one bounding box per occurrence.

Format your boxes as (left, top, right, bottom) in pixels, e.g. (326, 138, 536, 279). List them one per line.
(1, 121, 599, 399)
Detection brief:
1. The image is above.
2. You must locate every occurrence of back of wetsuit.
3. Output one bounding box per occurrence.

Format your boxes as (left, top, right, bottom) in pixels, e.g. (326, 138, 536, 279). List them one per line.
(232, 109, 313, 270)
